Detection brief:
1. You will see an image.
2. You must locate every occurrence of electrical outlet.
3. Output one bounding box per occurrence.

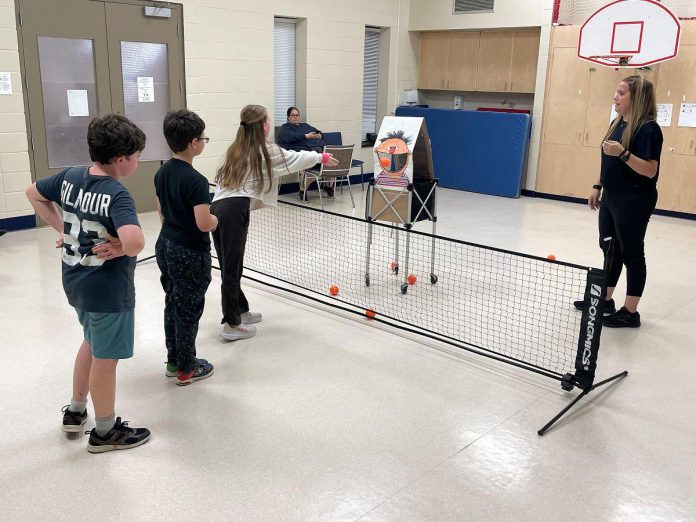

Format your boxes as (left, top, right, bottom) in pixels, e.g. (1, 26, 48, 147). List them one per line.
(454, 95, 462, 110)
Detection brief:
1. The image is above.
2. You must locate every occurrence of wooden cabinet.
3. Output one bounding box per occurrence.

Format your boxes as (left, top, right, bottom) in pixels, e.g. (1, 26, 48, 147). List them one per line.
(543, 47, 590, 147)
(417, 29, 539, 94)
(536, 143, 600, 197)
(418, 32, 450, 90)
(657, 153, 696, 212)
(655, 45, 696, 156)
(583, 67, 624, 147)
(447, 31, 479, 91)
(476, 32, 513, 92)
(510, 31, 541, 93)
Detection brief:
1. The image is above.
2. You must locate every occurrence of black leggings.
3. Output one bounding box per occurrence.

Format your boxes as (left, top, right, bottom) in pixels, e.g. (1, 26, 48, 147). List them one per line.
(211, 197, 251, 327)
(598, 189, 657, 297)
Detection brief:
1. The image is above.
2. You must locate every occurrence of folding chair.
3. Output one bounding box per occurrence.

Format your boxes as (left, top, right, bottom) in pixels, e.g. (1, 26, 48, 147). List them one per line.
(322, 132, 366, 191)
(304, 144, 355, 210)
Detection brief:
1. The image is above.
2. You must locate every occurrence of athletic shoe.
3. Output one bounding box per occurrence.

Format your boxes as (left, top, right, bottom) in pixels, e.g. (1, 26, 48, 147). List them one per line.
(175, 359, 214, 386)
(323, 185, 335, 198)
(86, 417, 150, 453)
(240, 311, 262, 324)
(220, 322, 256, 341)
(299, 191, 308, 202)
(573, 297, 616, 316)
(165, 362, 178, 377)
(603, 307, 641, 328)
(166, 359, 210, 377)
(61, 405, 87, 433)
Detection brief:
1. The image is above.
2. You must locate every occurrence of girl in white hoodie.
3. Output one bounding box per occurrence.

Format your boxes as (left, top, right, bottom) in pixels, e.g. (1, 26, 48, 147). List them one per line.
(211, 104, 337, 341)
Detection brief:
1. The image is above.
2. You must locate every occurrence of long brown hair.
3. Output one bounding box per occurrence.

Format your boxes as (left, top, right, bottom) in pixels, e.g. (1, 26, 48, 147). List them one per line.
(215, 105, 273, 193)
(603, 75, 657, 148)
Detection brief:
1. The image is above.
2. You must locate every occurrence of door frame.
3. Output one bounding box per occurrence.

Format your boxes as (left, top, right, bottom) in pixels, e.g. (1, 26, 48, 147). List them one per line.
(15, 0, 186, 218)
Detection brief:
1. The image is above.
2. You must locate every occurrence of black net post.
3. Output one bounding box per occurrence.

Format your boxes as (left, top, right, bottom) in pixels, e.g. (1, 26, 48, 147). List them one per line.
(573, 267, 607, 390)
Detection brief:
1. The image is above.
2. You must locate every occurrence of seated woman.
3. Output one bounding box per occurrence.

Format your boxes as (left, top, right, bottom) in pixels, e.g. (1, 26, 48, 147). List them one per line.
(277, 106, 333, 201)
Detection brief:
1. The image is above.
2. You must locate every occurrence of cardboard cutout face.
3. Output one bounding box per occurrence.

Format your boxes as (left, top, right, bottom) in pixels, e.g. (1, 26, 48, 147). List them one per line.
(373, 116, 425, 187)
(376, 135, 410, 178)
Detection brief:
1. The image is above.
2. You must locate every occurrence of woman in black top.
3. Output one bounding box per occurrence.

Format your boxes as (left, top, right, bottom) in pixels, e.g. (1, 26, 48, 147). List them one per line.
(277, 106, 334, 201)
(577, 75, 663, 328)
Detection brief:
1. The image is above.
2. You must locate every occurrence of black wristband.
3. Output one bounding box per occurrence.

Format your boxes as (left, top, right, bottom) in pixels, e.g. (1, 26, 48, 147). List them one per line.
(592, 184, 602, 190)
(620, 150, 631, 162)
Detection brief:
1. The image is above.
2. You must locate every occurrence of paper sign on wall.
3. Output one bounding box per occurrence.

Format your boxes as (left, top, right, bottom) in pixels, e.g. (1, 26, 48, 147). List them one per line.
(677, 103, 696, 128)
(0, 72, 11, 95)
(656, 104, 673, 127)
(67, 90, 89, 117)
(137, 77, 154, 103)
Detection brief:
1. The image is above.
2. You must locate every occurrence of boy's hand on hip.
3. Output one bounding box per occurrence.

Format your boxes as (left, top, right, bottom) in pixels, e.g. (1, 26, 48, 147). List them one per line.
(92, 235, 124, 260)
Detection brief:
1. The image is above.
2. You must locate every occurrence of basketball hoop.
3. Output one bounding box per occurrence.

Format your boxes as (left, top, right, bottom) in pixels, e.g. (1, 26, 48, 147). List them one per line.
(588, 55, 633, 67)
(578, 0, 680, 68)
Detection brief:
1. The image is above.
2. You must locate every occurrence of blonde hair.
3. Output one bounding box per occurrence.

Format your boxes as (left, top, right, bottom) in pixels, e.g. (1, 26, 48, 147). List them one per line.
(215, 105, 273, 193)
(603, 75, 657, 148)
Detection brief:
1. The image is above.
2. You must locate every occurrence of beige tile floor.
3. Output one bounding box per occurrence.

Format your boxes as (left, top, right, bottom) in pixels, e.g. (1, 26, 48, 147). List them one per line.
(1, 187, 695, 521)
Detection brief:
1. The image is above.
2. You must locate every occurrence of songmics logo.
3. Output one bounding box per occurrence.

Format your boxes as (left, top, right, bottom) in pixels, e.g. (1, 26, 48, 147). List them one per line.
(582, 284, 602, 370)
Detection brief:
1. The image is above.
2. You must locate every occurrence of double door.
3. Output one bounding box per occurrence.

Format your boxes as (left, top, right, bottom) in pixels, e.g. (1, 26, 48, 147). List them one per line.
(18, 0, 185, 212)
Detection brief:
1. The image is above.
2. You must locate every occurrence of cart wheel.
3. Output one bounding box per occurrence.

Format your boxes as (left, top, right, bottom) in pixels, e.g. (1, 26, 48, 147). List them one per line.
(430, 274, 438, 285)
(561, 381, 574, 392)
(400, 283, 408, 294)
(365, 274, 370, 287)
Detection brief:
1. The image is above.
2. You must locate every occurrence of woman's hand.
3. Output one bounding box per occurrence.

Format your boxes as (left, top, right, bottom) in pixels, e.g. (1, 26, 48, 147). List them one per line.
(602, 140, 624, 157)
(588, 188, 601, 211)
(92, 235, 124, 260)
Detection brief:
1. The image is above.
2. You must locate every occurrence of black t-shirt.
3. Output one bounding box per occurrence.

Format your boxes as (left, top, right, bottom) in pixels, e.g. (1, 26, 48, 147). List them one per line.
(154, 158, 211, 252)
(600, 119, 662, 194)
(36, 167, 140, 313)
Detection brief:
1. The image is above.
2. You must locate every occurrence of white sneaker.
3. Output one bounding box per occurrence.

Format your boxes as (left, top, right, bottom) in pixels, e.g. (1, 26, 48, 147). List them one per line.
(220, 322, 257, 341)
(240, 311, 262, 324)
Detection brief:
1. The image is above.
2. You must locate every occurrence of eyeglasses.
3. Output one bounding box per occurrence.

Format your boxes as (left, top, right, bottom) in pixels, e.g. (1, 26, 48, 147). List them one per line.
(197, 136, 210, 143)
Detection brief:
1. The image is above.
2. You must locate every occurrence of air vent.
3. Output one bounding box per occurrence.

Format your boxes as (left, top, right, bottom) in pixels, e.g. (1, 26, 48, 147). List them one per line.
(454, 0, 495, 14)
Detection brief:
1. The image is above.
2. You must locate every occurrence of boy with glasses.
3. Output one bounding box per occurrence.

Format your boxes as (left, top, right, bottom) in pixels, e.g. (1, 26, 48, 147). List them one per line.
(155, 110, 217, 385)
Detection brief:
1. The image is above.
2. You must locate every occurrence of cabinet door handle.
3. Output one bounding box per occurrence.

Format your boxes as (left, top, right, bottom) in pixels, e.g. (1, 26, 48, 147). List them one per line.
(585, 132, 589, 142)
(447, 80, 450, 88)
(441, 79, 445, 88)
(577, 132, 581, 142)
(509, 81, 513, 91)
(504, 81, 508, 91)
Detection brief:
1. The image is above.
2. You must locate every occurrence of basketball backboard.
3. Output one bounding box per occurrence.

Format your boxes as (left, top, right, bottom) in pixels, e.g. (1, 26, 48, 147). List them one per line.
(578, 0, 680, 67)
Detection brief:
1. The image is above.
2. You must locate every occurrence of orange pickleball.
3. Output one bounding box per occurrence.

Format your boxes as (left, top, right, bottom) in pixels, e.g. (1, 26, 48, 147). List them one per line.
(379, 157, 391, 168)
(407, 274, 417, 285)
(329, 285, 339, 296)
(365, 308, 377, 318)
(547, 255, 556, 261)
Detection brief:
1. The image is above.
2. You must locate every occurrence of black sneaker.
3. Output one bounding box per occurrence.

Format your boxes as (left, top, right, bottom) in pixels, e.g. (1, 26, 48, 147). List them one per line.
(61, 405, 87, 433)
(323, 185, 335, 198)
(299, 190, 308, 202)
(573, 297, 616, 316)
(603, 307, 641, 328)
(87, 417, 151, 453)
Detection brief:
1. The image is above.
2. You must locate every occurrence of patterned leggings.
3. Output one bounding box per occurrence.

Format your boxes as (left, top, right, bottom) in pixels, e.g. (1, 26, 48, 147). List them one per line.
(155, 236, 212, 373)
